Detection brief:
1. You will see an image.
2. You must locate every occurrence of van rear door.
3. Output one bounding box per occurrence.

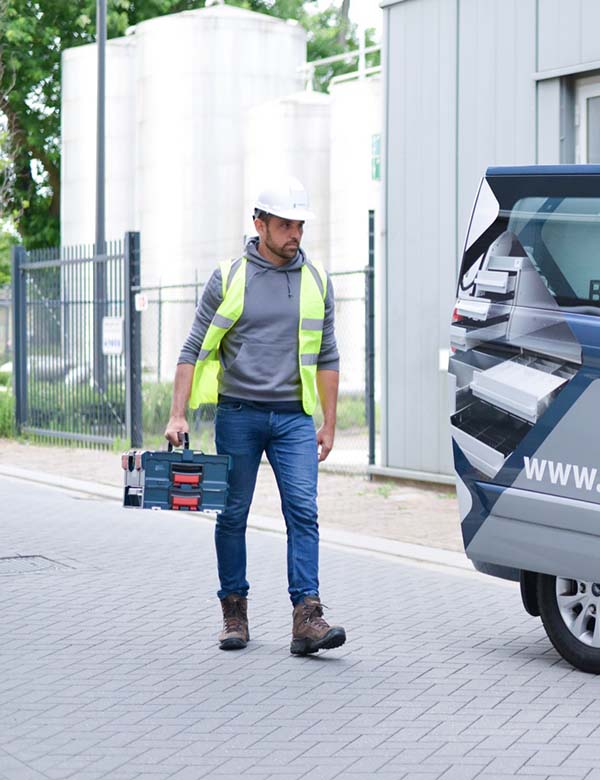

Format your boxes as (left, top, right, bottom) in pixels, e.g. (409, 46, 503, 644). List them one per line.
(450, 167, 600, 580)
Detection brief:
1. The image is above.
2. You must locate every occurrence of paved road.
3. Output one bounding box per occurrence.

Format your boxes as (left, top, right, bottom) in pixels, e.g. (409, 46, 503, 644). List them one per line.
(1, 475, 599, 780)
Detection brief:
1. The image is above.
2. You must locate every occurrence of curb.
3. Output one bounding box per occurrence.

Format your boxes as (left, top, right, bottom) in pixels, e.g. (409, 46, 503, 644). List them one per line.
(0, 463, 472, 574)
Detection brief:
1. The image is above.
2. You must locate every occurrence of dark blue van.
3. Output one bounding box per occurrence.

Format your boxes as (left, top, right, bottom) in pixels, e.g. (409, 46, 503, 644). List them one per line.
(450, 165, 600, 673)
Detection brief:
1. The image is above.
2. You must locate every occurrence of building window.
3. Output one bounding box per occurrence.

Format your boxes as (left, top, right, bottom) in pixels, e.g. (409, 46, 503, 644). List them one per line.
(576, 76, 600, 163)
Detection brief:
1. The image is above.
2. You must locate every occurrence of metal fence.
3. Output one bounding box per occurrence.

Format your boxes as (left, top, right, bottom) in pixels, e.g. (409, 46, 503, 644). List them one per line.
(8, 223, 376, 472)
(11, 234, 142, 447)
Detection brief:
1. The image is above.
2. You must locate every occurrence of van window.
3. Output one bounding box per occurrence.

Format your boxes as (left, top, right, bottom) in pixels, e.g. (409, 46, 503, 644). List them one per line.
(508, 197, 600, 307)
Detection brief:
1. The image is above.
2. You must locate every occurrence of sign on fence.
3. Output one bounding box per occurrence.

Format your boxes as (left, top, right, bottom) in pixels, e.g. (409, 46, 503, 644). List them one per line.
(102, 316, 124, 356)
(134, 292, 148, 312)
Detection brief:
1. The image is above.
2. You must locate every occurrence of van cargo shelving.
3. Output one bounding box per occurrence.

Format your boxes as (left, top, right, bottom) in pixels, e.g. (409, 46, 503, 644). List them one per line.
(450, 165, 600, 675)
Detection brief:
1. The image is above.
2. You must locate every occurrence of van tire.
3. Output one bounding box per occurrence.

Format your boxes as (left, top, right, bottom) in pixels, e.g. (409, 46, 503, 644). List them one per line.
(537, 574, 600, 674)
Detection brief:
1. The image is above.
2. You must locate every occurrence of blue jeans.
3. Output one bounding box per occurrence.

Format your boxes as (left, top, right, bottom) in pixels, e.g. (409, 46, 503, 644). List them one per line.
(214, 401, 319, 606)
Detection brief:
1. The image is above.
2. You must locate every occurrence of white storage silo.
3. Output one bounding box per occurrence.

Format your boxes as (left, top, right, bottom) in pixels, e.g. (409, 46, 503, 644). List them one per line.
(61, 5, 307, 377)
(329, 74, 382, 394)
(133, 6, 306, 374)
(243, 91, 331, 268)
(61, 37, 137, 248)
(135, 5, 306, 289)
(61, 37, 136, 381)
(329, 74, 381, 272)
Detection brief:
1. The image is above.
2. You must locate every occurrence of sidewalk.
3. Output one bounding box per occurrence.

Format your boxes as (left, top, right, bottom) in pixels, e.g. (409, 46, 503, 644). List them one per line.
(0, 439, 462, 552)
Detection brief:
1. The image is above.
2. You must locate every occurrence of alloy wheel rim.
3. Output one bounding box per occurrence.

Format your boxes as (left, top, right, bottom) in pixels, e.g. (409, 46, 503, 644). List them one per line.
(556, 577, 600, 648)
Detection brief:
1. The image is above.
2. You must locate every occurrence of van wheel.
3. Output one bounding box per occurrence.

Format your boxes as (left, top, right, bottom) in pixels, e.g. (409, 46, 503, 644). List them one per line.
(538, 574, 600, 674)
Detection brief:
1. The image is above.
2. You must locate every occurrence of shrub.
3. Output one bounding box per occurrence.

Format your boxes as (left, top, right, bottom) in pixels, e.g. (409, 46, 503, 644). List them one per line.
(0, 392, 15, 437)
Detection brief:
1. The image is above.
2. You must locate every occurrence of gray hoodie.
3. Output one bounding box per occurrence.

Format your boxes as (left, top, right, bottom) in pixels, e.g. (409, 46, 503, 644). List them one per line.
(178, 237, 339, 404)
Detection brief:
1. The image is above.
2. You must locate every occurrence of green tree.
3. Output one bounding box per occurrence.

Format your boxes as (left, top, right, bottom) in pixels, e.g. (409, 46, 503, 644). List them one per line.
(0, 0, 202, 250)
(0, 0, 373, 250)
(0, 230, 15, 285)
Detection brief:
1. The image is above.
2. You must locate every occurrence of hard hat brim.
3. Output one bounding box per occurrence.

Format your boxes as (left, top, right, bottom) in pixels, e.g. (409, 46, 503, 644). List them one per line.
(255, 203, 315, 222)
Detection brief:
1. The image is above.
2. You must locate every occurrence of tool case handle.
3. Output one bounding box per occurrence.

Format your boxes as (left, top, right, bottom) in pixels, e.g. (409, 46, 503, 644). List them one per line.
(168, 432, 190, 452)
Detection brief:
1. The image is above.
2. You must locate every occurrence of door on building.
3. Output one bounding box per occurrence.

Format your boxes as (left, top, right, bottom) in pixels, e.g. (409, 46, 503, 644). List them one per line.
(576, 77, 600, 163)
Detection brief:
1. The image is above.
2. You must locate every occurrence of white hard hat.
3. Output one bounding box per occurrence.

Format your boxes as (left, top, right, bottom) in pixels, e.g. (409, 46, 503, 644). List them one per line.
(254, 176, 315, 221)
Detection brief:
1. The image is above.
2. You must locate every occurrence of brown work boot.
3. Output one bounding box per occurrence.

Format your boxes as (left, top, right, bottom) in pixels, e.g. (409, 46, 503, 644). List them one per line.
(218, 594, 249, 650)
(290, 595, 346, 655)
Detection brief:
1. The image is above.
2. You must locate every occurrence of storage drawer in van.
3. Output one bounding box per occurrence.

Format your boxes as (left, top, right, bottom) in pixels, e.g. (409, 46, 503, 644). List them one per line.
(470, 358, 569, 423)
(475, 270, 516, 297)
(450, 396, 532, 478)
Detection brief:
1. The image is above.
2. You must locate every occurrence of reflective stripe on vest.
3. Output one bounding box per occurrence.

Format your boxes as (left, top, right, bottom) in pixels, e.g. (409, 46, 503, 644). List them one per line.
(188, 258, 247, 408)
(188, 257, 327, 414)
(298, 262, 327, 415)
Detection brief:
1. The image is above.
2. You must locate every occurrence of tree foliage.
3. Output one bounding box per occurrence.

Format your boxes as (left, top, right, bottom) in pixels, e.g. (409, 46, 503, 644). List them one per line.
(0, 0, 202, 250)
(0, 0, 375, 250)
(0, 229, 15, 285)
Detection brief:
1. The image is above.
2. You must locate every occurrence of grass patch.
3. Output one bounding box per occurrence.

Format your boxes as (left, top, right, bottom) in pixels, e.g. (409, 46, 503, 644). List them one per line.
(141, 382, 216, 452)
(0, 391, 15, 437)
(142, 383, 374, 443)
(375, 481, 395, 499)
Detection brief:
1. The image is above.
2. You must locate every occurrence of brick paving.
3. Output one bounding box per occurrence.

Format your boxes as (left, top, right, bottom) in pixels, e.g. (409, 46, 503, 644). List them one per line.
(2, 475, 600, 780)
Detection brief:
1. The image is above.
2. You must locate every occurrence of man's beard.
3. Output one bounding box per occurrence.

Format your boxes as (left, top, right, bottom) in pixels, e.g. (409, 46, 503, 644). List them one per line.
(265, 229, 299, 260)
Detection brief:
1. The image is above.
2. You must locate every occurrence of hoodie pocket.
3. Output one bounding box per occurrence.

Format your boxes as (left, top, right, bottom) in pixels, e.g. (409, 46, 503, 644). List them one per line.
(222, 339, 300, 395)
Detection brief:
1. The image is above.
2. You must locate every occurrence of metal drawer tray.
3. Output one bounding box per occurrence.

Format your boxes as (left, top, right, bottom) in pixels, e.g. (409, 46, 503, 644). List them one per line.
(451, 398, 532, 479)
(470, 359, 567, 423)
(450, 319, 508, 351)
(485, 255, 526, 272)
(475, 270, 516, 296)
(455, 297, 506, 321)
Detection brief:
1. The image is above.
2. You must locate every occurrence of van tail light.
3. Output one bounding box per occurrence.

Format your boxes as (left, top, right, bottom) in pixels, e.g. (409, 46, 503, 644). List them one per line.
(452, 306, 463, 323)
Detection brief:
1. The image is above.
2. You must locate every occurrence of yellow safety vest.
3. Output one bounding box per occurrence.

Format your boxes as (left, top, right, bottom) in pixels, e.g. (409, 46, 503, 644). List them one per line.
(189, 256, 328, 415)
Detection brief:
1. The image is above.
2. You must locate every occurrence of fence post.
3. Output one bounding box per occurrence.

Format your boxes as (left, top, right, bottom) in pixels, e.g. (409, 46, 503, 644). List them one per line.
(124, 232, 143, 447)
(365, 211, 376, 467)
(11, 245, 27, 434)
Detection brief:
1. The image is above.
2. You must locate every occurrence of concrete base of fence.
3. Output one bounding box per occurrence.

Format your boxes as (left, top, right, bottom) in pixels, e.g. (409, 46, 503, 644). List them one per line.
(368, 464, 456, 487)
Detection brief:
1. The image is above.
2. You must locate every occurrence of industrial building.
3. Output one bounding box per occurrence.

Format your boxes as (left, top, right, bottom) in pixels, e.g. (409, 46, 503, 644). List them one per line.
(379, 0, 600, 483)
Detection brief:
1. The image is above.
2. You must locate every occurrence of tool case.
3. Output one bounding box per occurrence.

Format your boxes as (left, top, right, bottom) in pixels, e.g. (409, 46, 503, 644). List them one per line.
(122, 434, 231, 512)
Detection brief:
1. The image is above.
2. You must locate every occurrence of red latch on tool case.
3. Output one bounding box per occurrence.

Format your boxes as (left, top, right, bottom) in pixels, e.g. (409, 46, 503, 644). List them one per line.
(170, 462, 203, 486)
(173, 473, 201, 486)
(171, 494, 200, 511)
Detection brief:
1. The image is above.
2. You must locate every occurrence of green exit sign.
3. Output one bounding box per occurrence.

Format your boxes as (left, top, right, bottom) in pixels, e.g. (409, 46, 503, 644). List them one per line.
(371, 134, 381, 181)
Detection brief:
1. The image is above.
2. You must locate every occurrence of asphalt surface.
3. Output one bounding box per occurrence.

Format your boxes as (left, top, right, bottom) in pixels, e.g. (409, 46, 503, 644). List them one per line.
(2, 474, 600, 780)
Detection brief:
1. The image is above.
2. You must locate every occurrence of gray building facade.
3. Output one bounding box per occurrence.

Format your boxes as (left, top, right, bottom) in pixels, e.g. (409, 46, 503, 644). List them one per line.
(379, 0, 600, 482)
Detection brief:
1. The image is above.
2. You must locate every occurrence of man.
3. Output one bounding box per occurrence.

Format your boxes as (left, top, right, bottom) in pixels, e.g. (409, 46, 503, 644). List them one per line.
(165, 176, 346, 656)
